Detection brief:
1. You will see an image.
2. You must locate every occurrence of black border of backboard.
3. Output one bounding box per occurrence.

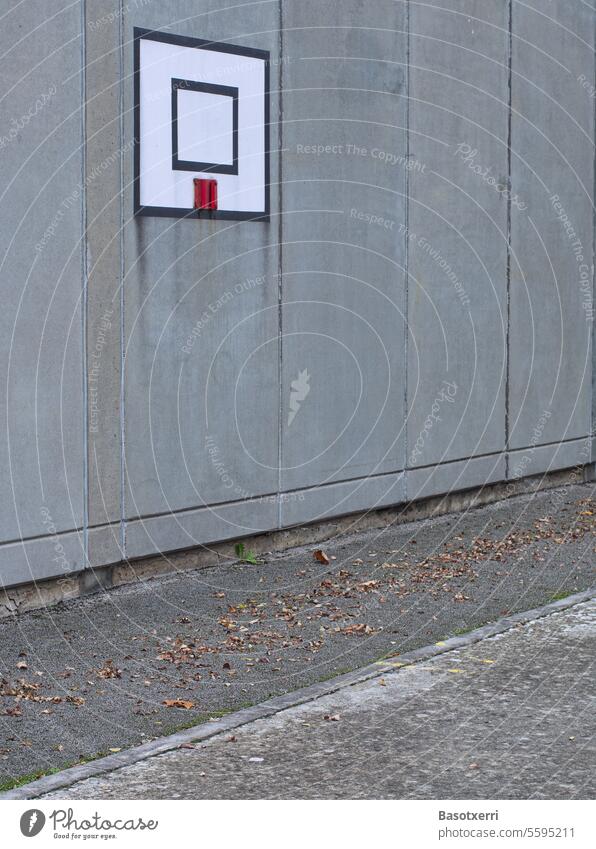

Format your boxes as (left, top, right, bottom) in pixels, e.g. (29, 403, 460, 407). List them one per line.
(171, 79, 238, 175)
(133, 27, 270, 221)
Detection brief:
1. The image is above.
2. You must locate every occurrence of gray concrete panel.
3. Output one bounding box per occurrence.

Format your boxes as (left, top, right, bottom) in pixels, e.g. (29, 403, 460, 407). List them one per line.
(508, 438, 592, 482)
(121, 3, 281, 522)
(280, 0, 408, 492)
(280, 472, 405, 528)
(125, 496, 277, 560)
(407, 453, 506, 502)
(407, 1, 509, 466)
(0, 530, 85, 588)
(85, 0, 123, 537)
(509, 1, 594, 450)
(0, 1, 84, 542)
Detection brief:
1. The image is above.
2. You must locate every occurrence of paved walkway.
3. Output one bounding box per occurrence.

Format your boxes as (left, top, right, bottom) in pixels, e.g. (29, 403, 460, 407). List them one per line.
(0, 482, 594, 788)
(42, 599, 595, 799)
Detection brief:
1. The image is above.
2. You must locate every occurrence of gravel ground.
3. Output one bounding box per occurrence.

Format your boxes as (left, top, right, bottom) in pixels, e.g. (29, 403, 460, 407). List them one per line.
(42, 599, 596, 799)
(0, 482, 594, 788)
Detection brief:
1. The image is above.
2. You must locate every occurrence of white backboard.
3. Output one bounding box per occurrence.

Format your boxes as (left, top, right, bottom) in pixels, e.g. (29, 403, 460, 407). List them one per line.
(134, 29, 270, 220)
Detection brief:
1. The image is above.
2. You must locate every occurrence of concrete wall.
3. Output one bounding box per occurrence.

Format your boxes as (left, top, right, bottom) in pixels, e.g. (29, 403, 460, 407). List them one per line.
(0, 0, 594, 589)
(0, 1, 85, 585)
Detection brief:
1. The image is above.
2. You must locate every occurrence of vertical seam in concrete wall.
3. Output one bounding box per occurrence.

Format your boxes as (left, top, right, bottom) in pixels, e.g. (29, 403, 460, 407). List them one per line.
(505, 0, 513, 477)
(82, 0, 89, 563)
(592, 5, 596, 450)
(276, 0, 284, 527)
(403, 0, 410, 498)
(119, 0, 126, 553)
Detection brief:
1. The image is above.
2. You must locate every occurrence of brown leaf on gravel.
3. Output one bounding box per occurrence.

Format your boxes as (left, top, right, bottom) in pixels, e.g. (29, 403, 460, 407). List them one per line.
(3, 705, 22, 717)
(163, 699, 195, 710)
(313, 549, 330, 564)
(354, 580, 379, 592)
(66, 695, 86, 707)
(340, 623, 374, 636)
(1, 678, 63, 704)
(157, 638, 218, 665)
(323, 713, 341, 721)
(97, 660, 122, 679)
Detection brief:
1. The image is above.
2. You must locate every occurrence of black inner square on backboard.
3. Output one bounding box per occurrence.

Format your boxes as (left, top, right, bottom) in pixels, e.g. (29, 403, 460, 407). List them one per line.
(171, 78, 239, 175)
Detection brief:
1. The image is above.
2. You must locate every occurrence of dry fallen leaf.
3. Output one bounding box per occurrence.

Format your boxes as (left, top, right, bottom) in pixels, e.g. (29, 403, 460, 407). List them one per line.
(163, 699, 195, 710)
(323, 713, 341, 722)
(313, 549, 330, 564)
(97, 660, 122, 679)
(16, 660, 27, 670)
(340, 623, 374, 636)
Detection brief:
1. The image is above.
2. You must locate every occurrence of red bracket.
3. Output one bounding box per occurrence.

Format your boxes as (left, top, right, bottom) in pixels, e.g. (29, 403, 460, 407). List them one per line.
(193, 178, 218, 211)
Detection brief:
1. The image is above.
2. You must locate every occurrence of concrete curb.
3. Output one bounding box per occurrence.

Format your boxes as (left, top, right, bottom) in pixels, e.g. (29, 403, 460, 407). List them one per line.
(2, 588, 594, 800)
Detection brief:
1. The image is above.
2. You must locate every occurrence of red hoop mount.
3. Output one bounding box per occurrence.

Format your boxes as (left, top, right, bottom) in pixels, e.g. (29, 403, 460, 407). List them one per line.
(193, 178, 218, 211)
